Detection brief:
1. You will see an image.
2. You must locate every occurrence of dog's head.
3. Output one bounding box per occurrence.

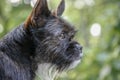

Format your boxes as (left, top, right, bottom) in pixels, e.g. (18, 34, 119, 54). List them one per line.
(25, 0, 83, 71)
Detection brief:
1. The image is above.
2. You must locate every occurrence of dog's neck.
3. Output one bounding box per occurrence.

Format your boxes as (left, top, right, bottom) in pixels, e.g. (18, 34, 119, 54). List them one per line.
(35, 63, 58, 80)
(1, 24, 35, 57)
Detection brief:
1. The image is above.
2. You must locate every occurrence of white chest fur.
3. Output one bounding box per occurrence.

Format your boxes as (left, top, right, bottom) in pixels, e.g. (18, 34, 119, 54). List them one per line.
(35, 63, 58, 80)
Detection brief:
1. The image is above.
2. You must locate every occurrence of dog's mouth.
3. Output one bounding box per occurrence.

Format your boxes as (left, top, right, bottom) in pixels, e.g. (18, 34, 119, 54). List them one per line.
(74, 44, 83, 61)
(65, 42, 83, 70)
(68, 52, 83, 69)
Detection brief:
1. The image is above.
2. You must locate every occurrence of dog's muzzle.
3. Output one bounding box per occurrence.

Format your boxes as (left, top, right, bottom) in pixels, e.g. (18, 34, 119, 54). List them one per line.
(68, 41, 83, 59)
(75, 44, 83, 59)
(67, 42, 83, 69)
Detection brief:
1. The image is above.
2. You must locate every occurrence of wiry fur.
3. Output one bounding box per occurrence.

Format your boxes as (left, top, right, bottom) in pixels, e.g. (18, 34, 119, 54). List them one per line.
(0, 0, 83, 80)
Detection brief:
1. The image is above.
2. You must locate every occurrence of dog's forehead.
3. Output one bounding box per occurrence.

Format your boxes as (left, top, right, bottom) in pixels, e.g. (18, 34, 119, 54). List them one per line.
(49, 17, 75, 31)
(59, 18, 74, 29)
(44, 17, 76, 36)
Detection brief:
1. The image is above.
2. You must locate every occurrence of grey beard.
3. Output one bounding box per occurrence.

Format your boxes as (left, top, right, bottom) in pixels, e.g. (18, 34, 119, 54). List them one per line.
(34, 58, 82, 80)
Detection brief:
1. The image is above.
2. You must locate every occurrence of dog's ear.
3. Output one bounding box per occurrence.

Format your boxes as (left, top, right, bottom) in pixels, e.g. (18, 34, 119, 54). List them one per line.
(25, 0, 50, 28)
(53, 0, 65, 16)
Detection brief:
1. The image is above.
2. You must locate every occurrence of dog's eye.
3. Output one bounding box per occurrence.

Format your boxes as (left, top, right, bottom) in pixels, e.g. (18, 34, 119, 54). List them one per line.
(59, 33, 65, 40)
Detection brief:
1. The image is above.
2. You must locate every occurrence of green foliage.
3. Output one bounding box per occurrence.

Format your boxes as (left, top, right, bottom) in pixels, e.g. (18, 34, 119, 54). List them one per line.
(0, 0, 120, 80)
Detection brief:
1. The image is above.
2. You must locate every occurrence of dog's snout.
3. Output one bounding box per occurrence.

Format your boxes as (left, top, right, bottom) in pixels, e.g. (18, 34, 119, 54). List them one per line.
(75, 44, 83, 50)
(69, 41, 83, 50)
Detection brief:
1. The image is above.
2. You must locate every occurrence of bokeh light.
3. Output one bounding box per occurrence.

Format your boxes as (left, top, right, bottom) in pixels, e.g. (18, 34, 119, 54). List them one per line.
(8, 0, 20, 6)
(30, 0, 37, 7)
(90, 23, 101, 37)
(9, 0, 20, 4)
(74, 0, 95, 9)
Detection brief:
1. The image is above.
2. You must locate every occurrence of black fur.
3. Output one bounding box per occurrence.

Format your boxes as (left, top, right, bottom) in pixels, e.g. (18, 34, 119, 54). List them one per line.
(0, 24, 35, 80)
(0, 0, 83, 80)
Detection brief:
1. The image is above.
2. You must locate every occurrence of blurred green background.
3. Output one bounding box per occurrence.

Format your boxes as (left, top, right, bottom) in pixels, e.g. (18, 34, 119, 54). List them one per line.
(0, 0, 120, 80)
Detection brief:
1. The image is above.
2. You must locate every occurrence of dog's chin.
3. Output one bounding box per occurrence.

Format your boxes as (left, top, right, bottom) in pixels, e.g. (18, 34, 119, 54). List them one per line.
(68, 60, 81, 70)
(67, 52, 83, 70)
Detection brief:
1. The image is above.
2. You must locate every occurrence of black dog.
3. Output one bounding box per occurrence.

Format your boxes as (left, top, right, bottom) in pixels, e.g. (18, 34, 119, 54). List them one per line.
(0, 0, 83, 80)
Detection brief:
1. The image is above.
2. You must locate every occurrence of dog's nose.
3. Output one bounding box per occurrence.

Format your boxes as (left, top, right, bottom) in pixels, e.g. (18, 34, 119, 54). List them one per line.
(75, 44, 83, 51)
(74, 44, 83, 59)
